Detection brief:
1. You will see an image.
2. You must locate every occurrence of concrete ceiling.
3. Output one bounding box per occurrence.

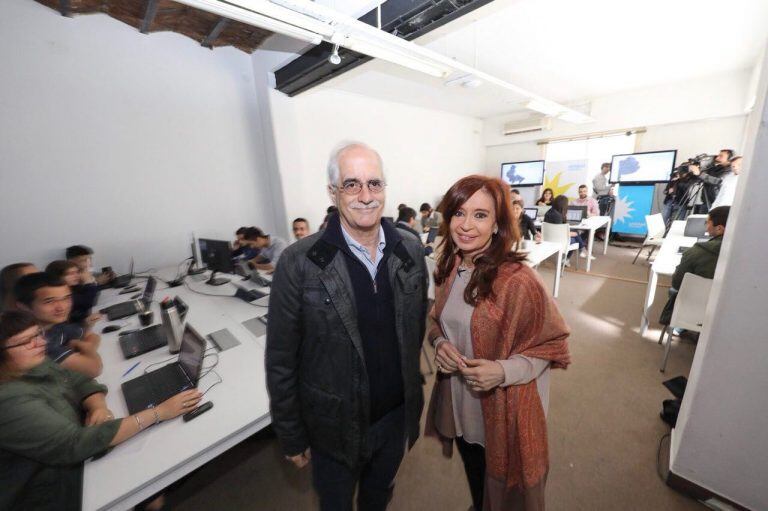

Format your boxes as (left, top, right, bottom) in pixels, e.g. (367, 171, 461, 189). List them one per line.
(316, 0, 768, 118)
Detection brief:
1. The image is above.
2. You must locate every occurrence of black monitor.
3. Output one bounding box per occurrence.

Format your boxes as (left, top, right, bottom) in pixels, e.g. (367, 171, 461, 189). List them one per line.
(566, 206, 587, 223)
(198, 238, 234, 286)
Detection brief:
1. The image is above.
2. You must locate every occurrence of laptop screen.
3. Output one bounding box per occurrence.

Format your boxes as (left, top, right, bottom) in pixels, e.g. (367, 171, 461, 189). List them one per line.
(684, 217, 708, 238)
(566, 208, 584, 222)
(524, 208, 538, 220)
(179, 326, 205, 384)
(141, 276, 156, 305)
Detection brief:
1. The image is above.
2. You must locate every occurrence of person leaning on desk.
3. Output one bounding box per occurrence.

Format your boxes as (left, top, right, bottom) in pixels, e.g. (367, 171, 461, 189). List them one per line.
(0, 310, 201, 511)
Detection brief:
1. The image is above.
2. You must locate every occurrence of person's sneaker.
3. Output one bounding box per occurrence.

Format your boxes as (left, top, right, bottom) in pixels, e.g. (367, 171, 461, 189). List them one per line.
(579, 250, 597, 260)
(564, 259, 571, 267)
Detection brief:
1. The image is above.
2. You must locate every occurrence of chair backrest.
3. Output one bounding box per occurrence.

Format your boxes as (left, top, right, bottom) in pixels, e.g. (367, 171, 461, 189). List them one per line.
(670, 273, 713, 332)
(646, 213, 666, 240)
(541, 222, 571, 253)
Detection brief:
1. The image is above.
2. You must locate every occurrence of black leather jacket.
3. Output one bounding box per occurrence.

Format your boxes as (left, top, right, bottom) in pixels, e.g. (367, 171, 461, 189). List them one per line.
(266, 216, 428, 468)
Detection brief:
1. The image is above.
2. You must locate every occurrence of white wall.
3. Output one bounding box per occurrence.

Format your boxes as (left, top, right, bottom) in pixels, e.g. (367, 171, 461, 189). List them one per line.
(251, 62, 485, 233)
(0, 0, 276, 272)
(669, 47, 768, 510)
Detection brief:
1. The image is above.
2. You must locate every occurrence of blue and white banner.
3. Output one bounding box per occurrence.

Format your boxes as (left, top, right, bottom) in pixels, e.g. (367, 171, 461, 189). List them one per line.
(612, 185, 654, 235)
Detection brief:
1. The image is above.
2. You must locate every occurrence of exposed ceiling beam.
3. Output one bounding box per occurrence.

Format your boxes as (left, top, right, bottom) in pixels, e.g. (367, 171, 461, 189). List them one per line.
(58, 0, 70, 17)
(202, 17, 230, 48)
(140, 0, 160, 34)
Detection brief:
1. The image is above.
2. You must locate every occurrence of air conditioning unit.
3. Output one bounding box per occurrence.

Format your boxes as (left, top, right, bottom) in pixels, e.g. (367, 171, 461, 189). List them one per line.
(503, 117, 552, 136)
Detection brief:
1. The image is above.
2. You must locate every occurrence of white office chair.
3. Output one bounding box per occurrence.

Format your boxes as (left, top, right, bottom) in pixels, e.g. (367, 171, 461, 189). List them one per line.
(633, 213, 666, 264)
(542, 222, 579, 275)
(659, 273, 713, 372)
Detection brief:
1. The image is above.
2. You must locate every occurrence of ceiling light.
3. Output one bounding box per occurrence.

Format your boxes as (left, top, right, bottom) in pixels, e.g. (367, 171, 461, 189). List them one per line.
(524, 99, 564, 117)
(175, 0, 324, 44)
(444, 74, 484, 88)
(558, 110, 595, 124)
(329, 44, 341, 65)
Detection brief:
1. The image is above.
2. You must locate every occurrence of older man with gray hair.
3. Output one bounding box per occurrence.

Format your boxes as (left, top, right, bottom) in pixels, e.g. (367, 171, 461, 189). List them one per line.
(266, 141, 428, 511)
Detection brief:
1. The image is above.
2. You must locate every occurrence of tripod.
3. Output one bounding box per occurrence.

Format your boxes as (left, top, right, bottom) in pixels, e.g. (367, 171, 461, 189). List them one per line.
(664, 178, 709, 232)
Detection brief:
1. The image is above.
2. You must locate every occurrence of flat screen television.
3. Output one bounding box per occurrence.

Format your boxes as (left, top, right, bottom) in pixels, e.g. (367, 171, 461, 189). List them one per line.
(609, 150, 677, 184)
(500, 160, 545, 186)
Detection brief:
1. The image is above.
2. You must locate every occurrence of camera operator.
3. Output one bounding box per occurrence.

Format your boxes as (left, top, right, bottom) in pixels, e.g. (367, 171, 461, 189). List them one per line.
(711, 156, 742, 208)
(688, 149, 735, 213)
(662, 170, 683, 224)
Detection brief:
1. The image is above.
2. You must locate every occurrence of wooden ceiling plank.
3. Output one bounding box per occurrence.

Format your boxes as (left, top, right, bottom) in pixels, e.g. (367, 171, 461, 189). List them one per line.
(58, 0, 71, 16)
(201, 17, 229, 48)
(140, 0, 160, 33)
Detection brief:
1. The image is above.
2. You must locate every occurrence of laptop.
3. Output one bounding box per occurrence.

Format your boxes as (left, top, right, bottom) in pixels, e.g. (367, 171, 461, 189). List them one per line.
(122, 324, 206, 415)
(101, 276, 156, 321)
(536, 205, 551, 218)
(523, 207, 538, 220)
(119, 297, 189, 359)
(566, 206, 587, 225)
(426, 227, 439, 244)
(684, 216, 710, 241)
(112, 258, 135, 288)
(234, 260, 271, 287)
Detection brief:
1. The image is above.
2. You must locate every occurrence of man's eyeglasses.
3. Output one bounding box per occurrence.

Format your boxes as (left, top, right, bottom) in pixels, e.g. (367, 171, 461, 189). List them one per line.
(1, 329, 46, 351)
(333, 179, 386, 195)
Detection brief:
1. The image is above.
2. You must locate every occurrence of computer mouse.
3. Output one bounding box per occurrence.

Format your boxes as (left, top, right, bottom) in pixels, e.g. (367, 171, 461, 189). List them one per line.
(102, 325, 122, 334)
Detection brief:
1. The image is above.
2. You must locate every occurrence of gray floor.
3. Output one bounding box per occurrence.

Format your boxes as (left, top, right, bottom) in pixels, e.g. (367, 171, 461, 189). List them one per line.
(167, 244, 705, 511)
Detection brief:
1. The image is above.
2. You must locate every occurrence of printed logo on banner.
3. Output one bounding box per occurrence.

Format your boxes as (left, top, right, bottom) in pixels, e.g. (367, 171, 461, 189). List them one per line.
(543, 159, 587, 198)
(612, 185, 655, 235)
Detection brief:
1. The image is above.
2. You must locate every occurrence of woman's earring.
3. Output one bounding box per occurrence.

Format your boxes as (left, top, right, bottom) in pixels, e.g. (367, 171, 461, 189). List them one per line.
(493, 226, 499, 235)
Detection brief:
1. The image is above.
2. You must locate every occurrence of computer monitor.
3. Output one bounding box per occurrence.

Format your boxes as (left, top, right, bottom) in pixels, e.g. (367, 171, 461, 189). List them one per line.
(523, 208, 538, 220)
(566, 206, 587, 223)
(198, 238, 234, 286)
(609, 150, 677, 184)
(684, 216, 709, 239)
(500, 160, 545, 186)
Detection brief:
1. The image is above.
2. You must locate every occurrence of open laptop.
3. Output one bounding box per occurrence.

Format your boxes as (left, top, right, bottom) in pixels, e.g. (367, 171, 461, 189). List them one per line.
(119, 296, 189, 359)
(683, 216, 710, 241)
(122, 324, 206, 415)
(566, 206, 588, 225)
(536, 205, 551, 218)
(523, 207, 538, 220)
(101, 276, 156, 321)
(112, 258, 135, 288)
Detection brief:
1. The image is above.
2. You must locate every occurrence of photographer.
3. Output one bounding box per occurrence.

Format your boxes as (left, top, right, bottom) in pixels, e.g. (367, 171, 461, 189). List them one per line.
(688, 149, 734, 213)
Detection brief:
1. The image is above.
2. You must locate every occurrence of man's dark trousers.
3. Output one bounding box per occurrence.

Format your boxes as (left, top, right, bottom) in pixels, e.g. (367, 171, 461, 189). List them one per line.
(311, 405, 405, 511)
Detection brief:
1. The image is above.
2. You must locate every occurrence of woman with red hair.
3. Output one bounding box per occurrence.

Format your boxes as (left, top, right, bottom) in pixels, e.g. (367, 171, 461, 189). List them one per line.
(425, 175, 571, 510)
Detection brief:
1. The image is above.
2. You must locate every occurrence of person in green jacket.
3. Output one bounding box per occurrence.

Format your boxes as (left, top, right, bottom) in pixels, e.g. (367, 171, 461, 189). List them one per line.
(0, 310, 202, 511)
(659, 206, 730, 326)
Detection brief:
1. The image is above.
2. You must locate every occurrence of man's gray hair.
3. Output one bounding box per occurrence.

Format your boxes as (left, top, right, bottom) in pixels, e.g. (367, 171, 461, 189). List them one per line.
(326, 141, 385, 187)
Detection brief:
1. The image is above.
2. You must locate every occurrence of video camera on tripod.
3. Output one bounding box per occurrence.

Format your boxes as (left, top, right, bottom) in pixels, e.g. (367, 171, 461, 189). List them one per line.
(674, 153, 715, 176)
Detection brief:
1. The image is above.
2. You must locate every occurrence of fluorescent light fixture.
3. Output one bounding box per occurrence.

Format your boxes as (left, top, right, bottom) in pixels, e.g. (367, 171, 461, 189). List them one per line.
(444, 74, 484, 88)
(525, 99, 564, 117)
(558, 110, 595, 124)
(334, 33, 452, 78)
(174, 0, 325, 44)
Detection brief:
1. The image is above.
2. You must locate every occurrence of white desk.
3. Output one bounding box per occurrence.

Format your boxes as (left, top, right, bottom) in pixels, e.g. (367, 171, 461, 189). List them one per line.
(424, 239, 563, 300)
(639, 221, 697, 335)
(83, 268, 272, 511)
(535, 216, 611, 272)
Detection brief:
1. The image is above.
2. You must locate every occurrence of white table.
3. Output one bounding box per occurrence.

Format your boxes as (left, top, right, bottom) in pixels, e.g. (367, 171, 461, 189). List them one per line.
(535, 216, 611, 272)
(639, 221, 697, 335)
(424, 239, 563, 299)
(83, 268, 272, 511)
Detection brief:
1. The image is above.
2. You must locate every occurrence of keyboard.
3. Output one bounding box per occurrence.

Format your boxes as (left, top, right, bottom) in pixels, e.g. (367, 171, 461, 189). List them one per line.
(103, 300, 140, 321)
(122, 363, 191, 414)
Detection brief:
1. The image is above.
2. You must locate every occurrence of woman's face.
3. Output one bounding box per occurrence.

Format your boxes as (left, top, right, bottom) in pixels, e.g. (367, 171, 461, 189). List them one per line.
(450, 189, 497, 259)
(63, 267, 80, 287)
(544, 190, 553, 200)
(511, 203, 523, 218)
(2, 326, 47, 372)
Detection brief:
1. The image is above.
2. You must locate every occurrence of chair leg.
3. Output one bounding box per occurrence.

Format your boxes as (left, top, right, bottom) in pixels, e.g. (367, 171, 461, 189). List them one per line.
(658, 325, 667, 345)
(660, 329, 674, 372)
(632, 245, 645, 264)
(646, 246, 657, 261)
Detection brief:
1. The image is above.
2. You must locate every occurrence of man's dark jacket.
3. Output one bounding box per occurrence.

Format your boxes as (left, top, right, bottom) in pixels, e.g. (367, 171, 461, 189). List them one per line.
(266, 215, 428, 469)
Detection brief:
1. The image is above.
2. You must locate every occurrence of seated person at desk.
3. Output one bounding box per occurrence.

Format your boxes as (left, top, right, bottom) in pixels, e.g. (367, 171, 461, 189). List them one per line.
(536, 187, 554, 206)
(241, 227, 288, 272)
(512, 200, 541, 242)
(396, 206, 434, 256)
(1, 263, 38, 312)
(292, 217, 310, 241)
(14, 273, 103, 378)
(419, 202, 443, 232)
(510, 188, 524, 206)
(46, 260, 100, 328)
(66, 245, 116, 287)
(659, 206, 730, 327)
(0, 310, 201, 511)
(571, 185, 600, 216)
(544, 195, 593, 260)
(232, 226, 258, 259)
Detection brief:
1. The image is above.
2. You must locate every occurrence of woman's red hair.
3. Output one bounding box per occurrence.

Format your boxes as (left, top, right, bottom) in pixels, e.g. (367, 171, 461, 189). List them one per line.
(434, 175, 526, 305)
